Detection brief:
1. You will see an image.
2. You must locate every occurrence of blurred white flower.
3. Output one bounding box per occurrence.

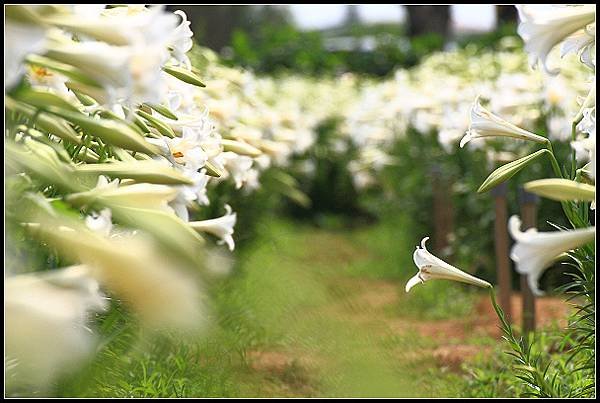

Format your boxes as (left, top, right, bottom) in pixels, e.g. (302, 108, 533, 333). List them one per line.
(406, 237, 491, 292)
(509, 215, 596, 295)
(517, 4, 596, 73)
(561, 24, 596, 69)
(218, 152, 254, 189)
(5, 266, 107, 394)
(46, 37, 169, 105)
(190, 204, 237, 251)
(49, 5, 177, 47)
(5, 19, 47, 90)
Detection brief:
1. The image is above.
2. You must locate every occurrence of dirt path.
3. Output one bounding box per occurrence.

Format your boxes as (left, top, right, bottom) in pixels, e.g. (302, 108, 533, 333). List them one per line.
(247, 276, 571, 391)
(239, 223, 573, 396)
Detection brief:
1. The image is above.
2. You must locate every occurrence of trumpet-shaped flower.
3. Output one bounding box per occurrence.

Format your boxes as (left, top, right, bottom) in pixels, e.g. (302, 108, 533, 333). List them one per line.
(460, 97, 548, 148)
(406, 237, 491, 292)
(517, 4, 596, 73)
(508, 215, 596, 295)
(190, 204, 237, 251)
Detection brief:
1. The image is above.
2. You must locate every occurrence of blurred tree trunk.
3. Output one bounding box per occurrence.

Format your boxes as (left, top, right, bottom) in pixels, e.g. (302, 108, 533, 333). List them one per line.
(167, 5, 253, 51)
(496, 5, 518, 25)
(405, 5, 450, 39)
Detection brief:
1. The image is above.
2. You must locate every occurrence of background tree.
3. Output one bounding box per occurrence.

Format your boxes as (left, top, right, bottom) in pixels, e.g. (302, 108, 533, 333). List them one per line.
(404, 5, 450, 40)
(495, 5, 518, 26)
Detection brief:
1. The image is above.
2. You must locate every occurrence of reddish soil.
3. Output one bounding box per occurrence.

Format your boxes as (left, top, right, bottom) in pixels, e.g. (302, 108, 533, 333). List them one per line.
(248, 278, 572, 389)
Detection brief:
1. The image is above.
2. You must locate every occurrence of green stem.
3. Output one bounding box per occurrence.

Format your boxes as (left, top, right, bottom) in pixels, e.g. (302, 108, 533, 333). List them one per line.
(544, 141, 563, 179)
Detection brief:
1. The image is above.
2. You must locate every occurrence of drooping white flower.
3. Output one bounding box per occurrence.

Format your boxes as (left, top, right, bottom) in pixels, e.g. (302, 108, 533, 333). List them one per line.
(508, 215, 596, 295)
(190, 204, 237, 251)
(5, 265, 107, 394)
(460, 97, 548, 148)
(517, 4, 596, 73)
(406, 237, 491, 292)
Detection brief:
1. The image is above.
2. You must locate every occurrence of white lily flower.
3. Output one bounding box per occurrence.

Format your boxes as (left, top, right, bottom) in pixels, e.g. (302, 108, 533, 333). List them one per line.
(573, 108, 596, 181)
(460, 97, 548, 148)
(406, 237, 492, 292)
(190, 204, 237, 251)
(5, 19, 47, 90)
(46, 37, 169, 105)
(85, 208, 113, 237)
(5, 265, 107, 394)
(508, 215, 596, 295)
(218, 151, 255, 189)
(169, 10, 194, 68)
(561, 24, 596, 66)
(517, 4, 596, 73)
(49, 5, 177, 47)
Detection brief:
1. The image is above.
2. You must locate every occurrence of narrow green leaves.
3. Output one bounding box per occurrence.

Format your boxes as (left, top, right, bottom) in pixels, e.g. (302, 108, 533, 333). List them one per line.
(6, 97, 82, 144)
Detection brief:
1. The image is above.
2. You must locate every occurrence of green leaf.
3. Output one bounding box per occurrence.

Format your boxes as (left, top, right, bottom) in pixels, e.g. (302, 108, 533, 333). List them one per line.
(6, 97, 82, 144)
(478, 149, 549, 193)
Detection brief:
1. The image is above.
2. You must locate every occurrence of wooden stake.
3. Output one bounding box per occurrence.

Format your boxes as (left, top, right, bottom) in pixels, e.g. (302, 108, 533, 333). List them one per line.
(492, 182, 512, 323)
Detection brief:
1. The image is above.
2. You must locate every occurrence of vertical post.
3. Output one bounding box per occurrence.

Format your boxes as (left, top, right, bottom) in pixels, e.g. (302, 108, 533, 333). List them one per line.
(492, 182, 512, 323)
(519, 187, 539, 334)
(431, 165, 454, 258)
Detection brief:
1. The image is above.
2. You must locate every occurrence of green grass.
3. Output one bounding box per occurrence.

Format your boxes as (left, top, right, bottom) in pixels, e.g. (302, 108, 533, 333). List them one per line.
(54, 213, 493, 397)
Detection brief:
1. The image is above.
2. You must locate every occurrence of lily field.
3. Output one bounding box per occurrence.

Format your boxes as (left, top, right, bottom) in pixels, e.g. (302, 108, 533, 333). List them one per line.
(4, 4, 597, 398)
